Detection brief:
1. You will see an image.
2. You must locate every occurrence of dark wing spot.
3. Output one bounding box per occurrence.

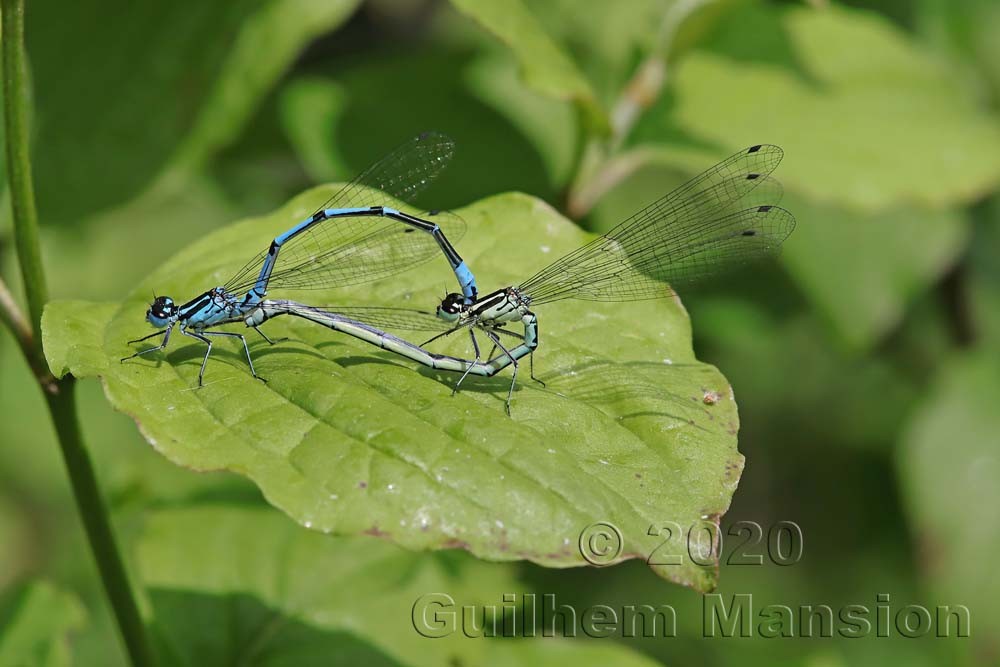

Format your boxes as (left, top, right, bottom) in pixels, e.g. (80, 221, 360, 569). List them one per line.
(757, 205, 772, 212)
(747, 145, 762, 153)
(746, 173, 760, 180)
(742, 230, 757, 236)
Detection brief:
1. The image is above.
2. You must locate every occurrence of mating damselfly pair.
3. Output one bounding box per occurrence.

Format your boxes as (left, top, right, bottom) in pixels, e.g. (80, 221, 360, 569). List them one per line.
(123, 132, 795, 414)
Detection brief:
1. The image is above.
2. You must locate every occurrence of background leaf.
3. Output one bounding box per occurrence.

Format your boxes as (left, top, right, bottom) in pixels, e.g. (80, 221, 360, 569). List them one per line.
(607, 2, 999, 350)
(42, 190, 742, 592)
(898, 351, 1000, 651)
(0, 581, 86, 667)
(138, 505, 666, 667)
(274, 59, 557, 207)
(278, 77, 352, 183)
(968, 198, 1000, 348)
(462, 53, 578, 187)
(780, 195, 970, 350)
(171, 0, 362, 171)
(448, 0, 605, 127)
(637, 4, 1000, 211)
(27, 0, 361, 223)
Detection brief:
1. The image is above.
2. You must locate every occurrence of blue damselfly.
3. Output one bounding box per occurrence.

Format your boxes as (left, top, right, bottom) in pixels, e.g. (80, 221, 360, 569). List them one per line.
(122, 132, 476, 384)
(253, 145, 795, 414)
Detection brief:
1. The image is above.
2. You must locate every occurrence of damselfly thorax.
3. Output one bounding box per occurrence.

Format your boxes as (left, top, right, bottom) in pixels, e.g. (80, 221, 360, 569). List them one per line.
(175, 287, 244, 330)
(439, 286, 532, 327)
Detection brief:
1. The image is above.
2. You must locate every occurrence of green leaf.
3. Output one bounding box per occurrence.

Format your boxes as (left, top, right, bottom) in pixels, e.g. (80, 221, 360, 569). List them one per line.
(42, 190, 742, 591)
(584, 159, 969, 350)
(172, 0, 363, 170)
(0, 581, 86, 667)
(546, 0, 992, 361)
(273, 55, 557, 208)
(693, 307, 919, 452)
(918, 0, 1000, 96)
(463, 53, 578, 187)
(41, 173, 240, 301)
(448, 0, 605, 128)
(500, 0, 674, 103)
(279, 77, 352, 183)
(898, 351, 1000, 647)
(637, 3, 1000, 211)
(29, 0, 360, 222)
(968, 196, 1000, 348)
(780, 194, 970, 350)
(139, 505, 665, 666)
(42, 301, 116, 379)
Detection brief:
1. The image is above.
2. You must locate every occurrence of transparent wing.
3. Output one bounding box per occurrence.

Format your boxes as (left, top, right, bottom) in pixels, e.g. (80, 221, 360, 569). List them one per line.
(552, 360, 720, 426)
(518, 145, 795, 304)
(316, 306, 454, 332)
(242, 209, 465, 291)
(224, 132, 463, 292)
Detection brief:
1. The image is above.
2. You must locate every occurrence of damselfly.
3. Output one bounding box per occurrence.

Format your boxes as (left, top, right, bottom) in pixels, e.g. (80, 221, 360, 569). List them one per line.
(252, 145, 795, 414)
(122, 132, 477, 385)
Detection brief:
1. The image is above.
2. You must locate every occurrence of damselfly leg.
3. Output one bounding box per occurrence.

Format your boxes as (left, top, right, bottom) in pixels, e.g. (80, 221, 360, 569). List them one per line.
(484, 330, 520, 415)
(179, 329, 262, 386)
(486, 326, 545, 387)
(201, 331, 263, 382)
(121, 326, 173, 363)
(452, 329, 482, 394)
(252, 326, 285, 345)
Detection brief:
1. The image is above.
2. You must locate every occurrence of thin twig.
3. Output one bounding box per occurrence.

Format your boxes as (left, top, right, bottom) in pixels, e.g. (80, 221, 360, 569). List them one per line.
(567, 0, 709, 218)
(0, 274, 31, 346)
(0, 277, 57, 390)
(567, 147, 658, 219)
(610, 0, 706, 143)
(609, 57, 665, 149)
(1, 0, 156, 664)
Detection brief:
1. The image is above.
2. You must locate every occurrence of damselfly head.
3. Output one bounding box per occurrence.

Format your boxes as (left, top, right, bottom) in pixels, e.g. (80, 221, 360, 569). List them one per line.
(146, 296, 178, 328)
(436, 292, 466, 322)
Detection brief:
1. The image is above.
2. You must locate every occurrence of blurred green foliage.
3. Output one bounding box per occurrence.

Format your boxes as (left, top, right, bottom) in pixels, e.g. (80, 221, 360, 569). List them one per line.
(2, 0, 999, 665)
(0, 580, 84, 666)
(137, 506, 664, 666)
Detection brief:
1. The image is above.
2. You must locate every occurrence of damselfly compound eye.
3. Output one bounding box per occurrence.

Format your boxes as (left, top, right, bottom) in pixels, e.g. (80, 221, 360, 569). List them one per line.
(149, 296, 177, 319)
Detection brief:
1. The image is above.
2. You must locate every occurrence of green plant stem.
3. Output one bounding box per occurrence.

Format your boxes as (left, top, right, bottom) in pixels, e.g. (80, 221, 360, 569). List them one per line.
(1, 0, 155, 665)
(44, 380, 156, 667)
(1, 0, 46, 349)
